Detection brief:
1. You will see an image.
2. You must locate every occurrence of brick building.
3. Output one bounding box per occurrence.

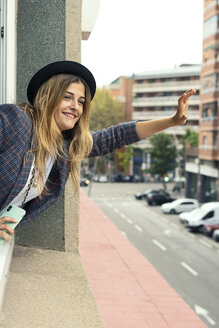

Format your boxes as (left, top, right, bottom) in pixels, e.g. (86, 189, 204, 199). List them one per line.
(185, 0, 219, 202)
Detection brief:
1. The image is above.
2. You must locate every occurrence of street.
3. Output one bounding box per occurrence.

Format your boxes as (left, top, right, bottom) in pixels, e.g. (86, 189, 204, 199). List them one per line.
(82, 182, 219, 328)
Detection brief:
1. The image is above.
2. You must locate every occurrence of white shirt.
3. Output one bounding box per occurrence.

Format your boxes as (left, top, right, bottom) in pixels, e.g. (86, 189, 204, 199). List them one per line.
(11, 155, 56, 207)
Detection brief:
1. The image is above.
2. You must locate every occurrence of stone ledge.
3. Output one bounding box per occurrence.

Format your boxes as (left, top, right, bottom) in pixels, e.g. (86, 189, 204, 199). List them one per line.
(0, 245, 105, 328)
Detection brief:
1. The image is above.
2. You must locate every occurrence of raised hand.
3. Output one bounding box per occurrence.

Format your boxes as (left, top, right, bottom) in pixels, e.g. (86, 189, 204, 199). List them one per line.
(172, 89, 196, 126)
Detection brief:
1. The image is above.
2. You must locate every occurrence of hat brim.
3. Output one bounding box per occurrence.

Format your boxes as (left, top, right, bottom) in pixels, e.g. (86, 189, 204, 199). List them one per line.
(27, 60, 96, 105)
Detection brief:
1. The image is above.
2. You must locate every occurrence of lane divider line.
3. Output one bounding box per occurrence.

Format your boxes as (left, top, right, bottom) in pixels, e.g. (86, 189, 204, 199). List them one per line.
(134, 225, 143, 232)
(199, 238, 213, 249)
(181, 261, 198, 276)
(152, 239, 167, 251)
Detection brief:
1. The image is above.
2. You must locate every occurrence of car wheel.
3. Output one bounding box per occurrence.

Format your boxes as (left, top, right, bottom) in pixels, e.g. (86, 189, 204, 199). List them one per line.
(170, 209, 176, 214)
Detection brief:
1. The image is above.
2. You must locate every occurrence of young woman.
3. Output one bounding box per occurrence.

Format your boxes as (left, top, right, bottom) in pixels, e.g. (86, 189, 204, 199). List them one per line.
(0, 60, 196, 242)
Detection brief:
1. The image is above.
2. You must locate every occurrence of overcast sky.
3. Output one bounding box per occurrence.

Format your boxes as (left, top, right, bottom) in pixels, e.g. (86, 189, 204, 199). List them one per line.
(81, 0, 204, 87)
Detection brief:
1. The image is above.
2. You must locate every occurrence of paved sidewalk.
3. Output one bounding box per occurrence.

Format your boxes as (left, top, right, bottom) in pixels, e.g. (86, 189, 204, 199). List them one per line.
(79, 189, 207, 328)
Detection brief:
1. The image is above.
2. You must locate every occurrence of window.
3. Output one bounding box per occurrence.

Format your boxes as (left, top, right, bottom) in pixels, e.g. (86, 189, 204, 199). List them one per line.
(202, 74, 219, 93)
(213, 134, 217, 147)
(203, 15, 219, 39)
(181, 202, 195, 205)
(203, 211, 214, 220)
(202, 102, 218, 119)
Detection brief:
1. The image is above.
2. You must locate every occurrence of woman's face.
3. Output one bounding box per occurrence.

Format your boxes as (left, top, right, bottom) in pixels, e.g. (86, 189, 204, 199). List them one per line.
(54, 81, 85, 131)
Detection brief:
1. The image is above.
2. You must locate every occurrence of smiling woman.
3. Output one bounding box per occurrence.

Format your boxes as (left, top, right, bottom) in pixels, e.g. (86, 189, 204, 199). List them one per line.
(0, 60, 195, 243)
(54, 81, 85, 131)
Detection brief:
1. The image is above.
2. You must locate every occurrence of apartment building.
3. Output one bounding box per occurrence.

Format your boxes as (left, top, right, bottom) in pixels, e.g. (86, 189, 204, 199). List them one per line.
(132, 65, 200, 175)
(185, 0, 219, 202)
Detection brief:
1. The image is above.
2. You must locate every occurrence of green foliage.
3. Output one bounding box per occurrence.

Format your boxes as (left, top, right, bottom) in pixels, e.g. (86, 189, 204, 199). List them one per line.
(180, 128, 198, 148)
(117, 145, 134, 170)
(89, 88, 125, 130)
(147, 133, 177, 176)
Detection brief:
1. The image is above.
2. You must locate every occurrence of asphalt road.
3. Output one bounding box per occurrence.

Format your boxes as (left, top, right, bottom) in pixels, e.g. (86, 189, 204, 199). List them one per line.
(83, 182, 219, 328)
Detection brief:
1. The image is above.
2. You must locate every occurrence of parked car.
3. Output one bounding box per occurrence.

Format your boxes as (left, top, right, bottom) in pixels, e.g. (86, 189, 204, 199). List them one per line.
(98, 175, 108, 183)
(179, 207, 201, 223)
(80, 178, 90, 187)
(133, 174, 144, 183)
(135, 189, 156, 200)
(161, 198, 199, 214)
(202, 224, 219, 236)
(213, 229, 219, 242)
(146, 190, 175, 205)
(181, 202, 219, 232)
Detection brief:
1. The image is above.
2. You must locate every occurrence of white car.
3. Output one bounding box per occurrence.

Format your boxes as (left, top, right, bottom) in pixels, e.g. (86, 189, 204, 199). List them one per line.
(213, 229, 219, 242)
(161, 198, 199, 214)
(179, 202, 219, 232)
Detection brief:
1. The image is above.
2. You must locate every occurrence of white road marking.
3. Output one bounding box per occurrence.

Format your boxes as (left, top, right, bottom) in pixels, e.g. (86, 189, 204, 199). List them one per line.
(120, 213, 126, 219)
(134, 224, 143, 232)
(164, 229, 171, 236)
(199, 238, 213, 248)
(152, 239, 167, 251)
(113, 208, 119, 213)
(103, 200, 112, 208)
(121, 231, 127, 238)
(195, 304, 216, 326)
(126, 218, 133, 224)
(181, 262, 198, 276)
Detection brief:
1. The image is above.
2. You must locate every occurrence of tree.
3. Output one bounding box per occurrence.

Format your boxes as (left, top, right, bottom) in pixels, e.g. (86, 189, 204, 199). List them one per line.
(178, 128, 199, 175)
(89, 88, 125, 130)
(117, 145, 134, 172)
(147, 133, 177, 188)
(180, 128, 198, 148)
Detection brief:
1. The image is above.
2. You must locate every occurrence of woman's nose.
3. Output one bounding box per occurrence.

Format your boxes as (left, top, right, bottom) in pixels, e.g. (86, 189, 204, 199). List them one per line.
(70, 98, 79, 109)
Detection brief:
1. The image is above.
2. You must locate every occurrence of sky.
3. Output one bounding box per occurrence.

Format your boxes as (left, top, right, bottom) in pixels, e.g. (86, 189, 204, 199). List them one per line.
(81, 0, 204, 87)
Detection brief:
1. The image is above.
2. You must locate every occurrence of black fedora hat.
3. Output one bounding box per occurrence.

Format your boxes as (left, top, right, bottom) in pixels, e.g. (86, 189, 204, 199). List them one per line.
(27, 60, 96, 105)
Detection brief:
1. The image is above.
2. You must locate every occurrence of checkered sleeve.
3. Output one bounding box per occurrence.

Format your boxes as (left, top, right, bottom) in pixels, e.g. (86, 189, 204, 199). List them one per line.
(89, 121, 141, 157)
(0, 115, 2, 149)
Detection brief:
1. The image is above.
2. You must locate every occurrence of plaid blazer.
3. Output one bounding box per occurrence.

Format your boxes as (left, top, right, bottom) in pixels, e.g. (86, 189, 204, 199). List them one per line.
(0, 104, 140, 224)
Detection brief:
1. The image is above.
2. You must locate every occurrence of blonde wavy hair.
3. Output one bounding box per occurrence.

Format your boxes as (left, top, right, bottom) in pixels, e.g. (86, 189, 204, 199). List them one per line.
(20, 74, 93, 194)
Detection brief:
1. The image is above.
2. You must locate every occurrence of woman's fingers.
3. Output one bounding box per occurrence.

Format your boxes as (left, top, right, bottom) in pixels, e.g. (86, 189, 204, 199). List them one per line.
(178, 88, 196, 103)
(0, 230, 12, 242)
(0, 217, 17, 241)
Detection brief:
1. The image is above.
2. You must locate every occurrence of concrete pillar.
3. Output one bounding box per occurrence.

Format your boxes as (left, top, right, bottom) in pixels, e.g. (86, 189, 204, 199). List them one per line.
(15, 0, 82, 252)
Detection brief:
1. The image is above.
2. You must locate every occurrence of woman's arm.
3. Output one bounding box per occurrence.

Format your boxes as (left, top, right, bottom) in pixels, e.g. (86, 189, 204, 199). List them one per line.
(136, 89, 196, 139)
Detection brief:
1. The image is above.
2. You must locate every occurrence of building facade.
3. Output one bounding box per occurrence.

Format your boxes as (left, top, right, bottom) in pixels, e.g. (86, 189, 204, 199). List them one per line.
(132, 65, 200, 176)
(185, 0, 219, 202)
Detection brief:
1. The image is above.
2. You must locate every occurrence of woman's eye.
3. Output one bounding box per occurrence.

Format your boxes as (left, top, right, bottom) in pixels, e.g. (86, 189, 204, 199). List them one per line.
(64, 95, 71, 100)
(79, 101, 85, 106)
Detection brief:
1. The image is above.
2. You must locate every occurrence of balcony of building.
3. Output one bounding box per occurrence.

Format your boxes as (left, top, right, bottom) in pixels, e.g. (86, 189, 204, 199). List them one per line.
(133, 109, 200, 122)
(199, 144, 219, 160)
(132, 95, 199, 108)
(200, 117, 219, 130)
(204, 0, 219, 22)
(133, 80, 200, 93)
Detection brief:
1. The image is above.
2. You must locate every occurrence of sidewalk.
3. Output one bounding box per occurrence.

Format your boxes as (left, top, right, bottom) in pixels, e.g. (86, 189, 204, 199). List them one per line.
(79, 189, 207, 328)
